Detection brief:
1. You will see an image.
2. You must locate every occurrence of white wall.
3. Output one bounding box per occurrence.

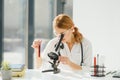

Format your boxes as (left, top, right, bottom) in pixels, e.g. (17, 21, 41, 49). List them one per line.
(73, 0, 120, 70)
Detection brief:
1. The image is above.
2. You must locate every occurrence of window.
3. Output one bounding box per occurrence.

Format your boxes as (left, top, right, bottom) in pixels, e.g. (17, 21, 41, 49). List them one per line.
(3, 0, 28, 64)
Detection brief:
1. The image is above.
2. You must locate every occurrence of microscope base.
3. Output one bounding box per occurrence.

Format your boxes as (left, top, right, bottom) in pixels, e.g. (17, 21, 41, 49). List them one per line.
(42, 69, 60, 74)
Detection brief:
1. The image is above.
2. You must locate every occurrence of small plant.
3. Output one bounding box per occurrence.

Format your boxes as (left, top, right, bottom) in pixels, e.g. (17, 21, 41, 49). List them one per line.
(1, 61, 11, 70)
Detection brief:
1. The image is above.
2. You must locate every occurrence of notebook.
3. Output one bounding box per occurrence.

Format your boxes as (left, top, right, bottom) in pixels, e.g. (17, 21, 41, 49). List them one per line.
(10, 64, 25, 72)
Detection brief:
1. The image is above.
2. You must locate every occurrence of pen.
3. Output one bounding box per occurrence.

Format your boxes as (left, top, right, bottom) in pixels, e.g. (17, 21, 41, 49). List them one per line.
(106, 71, 111, 75)
(111, 71, 117, 74)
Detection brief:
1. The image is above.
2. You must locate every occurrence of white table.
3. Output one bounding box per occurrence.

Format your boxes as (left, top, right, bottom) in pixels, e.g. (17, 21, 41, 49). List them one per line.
(0, 69, 119, 80)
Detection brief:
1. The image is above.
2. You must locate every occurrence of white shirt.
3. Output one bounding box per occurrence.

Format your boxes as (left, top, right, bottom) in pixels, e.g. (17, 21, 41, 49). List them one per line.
(40, 37, 92, 72)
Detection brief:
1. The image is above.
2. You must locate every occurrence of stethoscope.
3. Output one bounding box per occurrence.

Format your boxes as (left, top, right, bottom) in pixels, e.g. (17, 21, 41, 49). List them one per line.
(58, 42, 84, 66)
(80, 42, 84, 66)
(55, 34, 84, 66)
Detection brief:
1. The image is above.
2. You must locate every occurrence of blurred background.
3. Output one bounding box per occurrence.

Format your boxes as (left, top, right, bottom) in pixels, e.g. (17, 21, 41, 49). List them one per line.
(0, 0, 73, 69)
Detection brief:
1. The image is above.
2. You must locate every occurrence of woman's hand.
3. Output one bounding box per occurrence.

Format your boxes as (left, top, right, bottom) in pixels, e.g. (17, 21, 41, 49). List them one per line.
(59, 56, 82, 70)
(31, 39, 42, 49)
(59, 56, 71, 65)
(31, 39, 42, 68)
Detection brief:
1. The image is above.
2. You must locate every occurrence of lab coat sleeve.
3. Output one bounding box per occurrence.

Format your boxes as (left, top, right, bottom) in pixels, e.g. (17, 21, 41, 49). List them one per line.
(40, 38, 58, 70)
(82, 38, 93, 72)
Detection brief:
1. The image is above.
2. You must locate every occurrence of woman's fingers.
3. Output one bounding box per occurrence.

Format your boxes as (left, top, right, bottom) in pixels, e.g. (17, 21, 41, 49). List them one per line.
(59, 56, 69, 64)
(31, 39, 42, 48)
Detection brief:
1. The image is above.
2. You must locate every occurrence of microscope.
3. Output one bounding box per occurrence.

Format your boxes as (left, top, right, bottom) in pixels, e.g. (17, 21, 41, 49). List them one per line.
(42, 34, 64, 74)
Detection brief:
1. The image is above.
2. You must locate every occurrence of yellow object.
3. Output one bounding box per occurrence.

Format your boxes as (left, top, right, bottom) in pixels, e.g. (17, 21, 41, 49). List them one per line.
(12, 68, 26, 77)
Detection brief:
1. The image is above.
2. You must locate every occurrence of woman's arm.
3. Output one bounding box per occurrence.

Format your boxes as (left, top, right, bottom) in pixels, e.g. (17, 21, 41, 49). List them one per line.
(82, 38, 93, 71)
(59, 56, 82, 70)
(68, 61, 82, 70)
(35, 48, 42, 68)
(31, 40, 42, 68)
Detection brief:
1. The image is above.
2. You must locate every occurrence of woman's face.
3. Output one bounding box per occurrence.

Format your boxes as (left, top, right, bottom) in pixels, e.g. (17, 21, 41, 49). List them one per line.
(54, 27, 73, 43)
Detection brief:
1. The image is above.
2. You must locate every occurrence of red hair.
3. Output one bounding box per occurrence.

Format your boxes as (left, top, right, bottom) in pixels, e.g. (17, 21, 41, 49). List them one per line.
(53, 14, 83, 43)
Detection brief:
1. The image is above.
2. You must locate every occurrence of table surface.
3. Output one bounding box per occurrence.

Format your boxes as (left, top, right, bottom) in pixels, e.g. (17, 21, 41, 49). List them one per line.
(0, 69, 120, 80)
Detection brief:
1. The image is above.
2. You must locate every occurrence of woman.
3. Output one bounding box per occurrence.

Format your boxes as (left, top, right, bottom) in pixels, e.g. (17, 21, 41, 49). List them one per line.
(32, 14, 92, 72)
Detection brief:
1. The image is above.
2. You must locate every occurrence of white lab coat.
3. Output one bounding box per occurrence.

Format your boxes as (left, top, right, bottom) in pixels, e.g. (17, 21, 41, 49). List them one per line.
(40, 37, 92, 72)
